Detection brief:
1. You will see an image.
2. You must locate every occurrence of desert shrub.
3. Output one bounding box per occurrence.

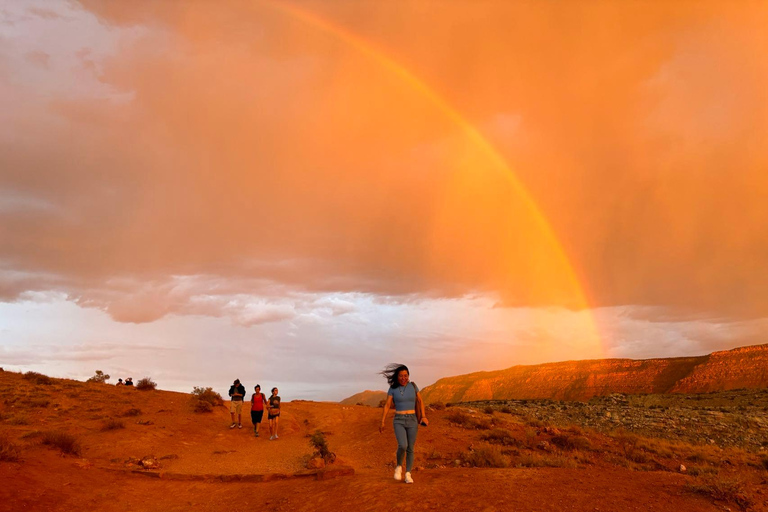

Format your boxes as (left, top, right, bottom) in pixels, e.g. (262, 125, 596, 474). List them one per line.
(425, 448, 443, 460)
(481, 428, 519, 447)
(525, 416, 544, 428)
(524, 428, 538, 449)
(687, 465, 719, 477)
(27, 398, 50, 408)
(428, 401, 445, 411)
(447, 409, 473, 426)
(122, 408, 142, 417)
(550, 434, 593, 452)
(8, 415, 30, 426)
(86, 370, 110, 383)
(23, 371, 53, 385)
(483, 406, 495, 415)
(135, 377, 157, 391)
(309, 430, 335, 463)
(500, 406, 512, 414)
(516, 453, 578, 468)
(100, 419, 125, 431)
(191, 387, 223, 407)
(378, 399, 386, 408)
(20, 431, 42, 440)
(761, 455, 768, 471)
(41, 431, 82, 456)
(612, 430, 639, 458)
(686, 477, 753, 511)
(193, 400, 213, 413)
(461, 444, 510, 468)
(447, 410, 493, 430)
(0, 435, 21, 462)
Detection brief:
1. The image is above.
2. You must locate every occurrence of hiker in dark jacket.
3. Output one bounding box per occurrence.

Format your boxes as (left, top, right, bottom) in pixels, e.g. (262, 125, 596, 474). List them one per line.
(228, 379, 246, 429)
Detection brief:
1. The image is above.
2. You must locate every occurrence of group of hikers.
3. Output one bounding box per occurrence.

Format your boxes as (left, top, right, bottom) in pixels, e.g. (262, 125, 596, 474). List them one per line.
(115, 377, 133, 386)
(223, 364, 427, 484)
(227, 379, 281, 440)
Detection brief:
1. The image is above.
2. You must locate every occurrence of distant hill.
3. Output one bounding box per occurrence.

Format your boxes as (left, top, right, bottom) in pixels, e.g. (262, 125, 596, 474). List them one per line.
(339, 390, 387, 407)
(421, 344, 768, 403)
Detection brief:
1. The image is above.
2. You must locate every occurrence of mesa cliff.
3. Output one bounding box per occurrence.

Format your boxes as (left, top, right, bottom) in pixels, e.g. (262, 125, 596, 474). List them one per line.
(339, 390, 387, 407)
(420, 344, 768, 403)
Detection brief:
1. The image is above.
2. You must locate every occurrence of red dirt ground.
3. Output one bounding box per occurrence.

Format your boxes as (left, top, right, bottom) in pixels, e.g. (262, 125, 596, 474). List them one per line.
(1, 372, 765, 512)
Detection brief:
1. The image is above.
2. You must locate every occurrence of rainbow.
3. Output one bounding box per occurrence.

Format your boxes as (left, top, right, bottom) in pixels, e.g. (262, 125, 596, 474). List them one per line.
(260, 1, 603, 357)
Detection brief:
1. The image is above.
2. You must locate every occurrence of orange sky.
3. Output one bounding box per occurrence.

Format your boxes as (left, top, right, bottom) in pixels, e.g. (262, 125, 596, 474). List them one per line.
(1, 1, 767, 397)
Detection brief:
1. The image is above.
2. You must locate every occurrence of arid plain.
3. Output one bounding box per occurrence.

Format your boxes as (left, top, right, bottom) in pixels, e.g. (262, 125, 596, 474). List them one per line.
(2, 359, 767, 512)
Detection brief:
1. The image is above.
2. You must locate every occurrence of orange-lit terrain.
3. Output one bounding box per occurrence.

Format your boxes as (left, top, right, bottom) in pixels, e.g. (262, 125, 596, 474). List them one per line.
(422, 344, 768, 402)
(2, 367, 766, 512)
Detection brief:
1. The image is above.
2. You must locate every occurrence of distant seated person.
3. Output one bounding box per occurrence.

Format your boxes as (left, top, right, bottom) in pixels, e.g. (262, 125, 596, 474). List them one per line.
(116, 378, 124, 386)
(125, 377, 134, 386)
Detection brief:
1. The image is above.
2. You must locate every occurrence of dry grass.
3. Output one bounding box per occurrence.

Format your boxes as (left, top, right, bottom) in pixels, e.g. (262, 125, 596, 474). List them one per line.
(41, 431, 82, 456)
(427, 401, 445, 411)
(193, 400, 213, 413)
(460, 444, 510, 468)
(23, 371, 53, 385)
(8, 415, 30, 426)
(550, 434, 593, 452)
(121, 408, 142, 417)
(515, 453, 579, 469)
(100, 419, 125, 431)
(686, 476, 754, 511)
(481, 428, 519, 447)
(447, 409, 494, 430)
(135, 377, 157, 391)
(0, 434, 21, 462)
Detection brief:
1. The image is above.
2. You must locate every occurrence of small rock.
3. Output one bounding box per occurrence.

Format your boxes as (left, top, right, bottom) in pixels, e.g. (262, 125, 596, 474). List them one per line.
(139, 456, 161, 470)
(679, 464, 686, 472)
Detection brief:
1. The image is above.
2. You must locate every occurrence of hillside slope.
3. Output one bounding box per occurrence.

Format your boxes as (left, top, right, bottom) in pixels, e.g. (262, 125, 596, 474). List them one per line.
(339, 390, 387, 407)
(421, 344, 768, 403)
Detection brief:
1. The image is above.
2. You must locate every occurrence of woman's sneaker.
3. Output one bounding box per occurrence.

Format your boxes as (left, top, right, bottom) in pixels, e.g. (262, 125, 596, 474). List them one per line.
(229, 423, 236, 429)
(404, 472, 413, 484)
(393, 465, 402, 481)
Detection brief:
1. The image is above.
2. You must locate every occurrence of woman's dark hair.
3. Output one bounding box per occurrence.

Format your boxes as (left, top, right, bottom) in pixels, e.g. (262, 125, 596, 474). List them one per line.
(254, 384, 260, 390)
(381, 363, 409, 388)
(271, 387, 278, 393)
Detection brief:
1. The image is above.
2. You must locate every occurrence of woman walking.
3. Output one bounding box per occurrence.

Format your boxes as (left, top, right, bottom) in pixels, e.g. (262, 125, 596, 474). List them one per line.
(268, 387, 281, 440)
(250, 385, 267, 437)
(379, 363, 428, 484)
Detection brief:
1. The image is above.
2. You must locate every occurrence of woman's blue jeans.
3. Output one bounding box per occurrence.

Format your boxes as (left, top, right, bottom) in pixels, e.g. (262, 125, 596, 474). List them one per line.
(393, 414, 419, 472)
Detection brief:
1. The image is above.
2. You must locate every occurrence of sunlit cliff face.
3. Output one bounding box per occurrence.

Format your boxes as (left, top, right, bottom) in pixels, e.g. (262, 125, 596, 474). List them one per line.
(0, 1, 767, 395)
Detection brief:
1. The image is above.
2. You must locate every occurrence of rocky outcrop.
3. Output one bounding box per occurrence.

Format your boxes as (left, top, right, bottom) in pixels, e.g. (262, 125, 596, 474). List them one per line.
(339, 390, 387, 407)
(421, 344, 768, 403)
